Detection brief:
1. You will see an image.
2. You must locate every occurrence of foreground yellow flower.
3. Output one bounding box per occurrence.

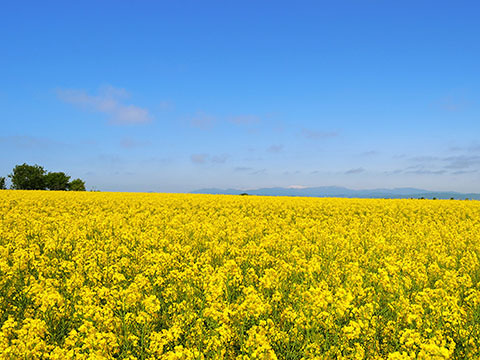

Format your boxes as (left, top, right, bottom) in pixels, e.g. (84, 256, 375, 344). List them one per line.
(0, 190, 479, 359)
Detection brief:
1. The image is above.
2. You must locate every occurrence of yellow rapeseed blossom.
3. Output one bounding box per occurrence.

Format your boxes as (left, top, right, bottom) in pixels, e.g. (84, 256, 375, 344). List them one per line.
(1, 190, 480, 358)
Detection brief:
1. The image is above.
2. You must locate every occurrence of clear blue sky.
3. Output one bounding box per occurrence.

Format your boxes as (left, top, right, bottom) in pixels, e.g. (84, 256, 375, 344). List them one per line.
(1, 1, 479, 192)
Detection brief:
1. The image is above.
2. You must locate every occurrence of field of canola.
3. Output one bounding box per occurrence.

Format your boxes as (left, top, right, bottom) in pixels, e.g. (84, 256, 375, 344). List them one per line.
(1, 191, 480, 360)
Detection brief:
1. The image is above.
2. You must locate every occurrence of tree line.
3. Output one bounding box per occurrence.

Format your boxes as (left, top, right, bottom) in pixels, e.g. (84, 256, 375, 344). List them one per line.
(0, 163, 86, 191)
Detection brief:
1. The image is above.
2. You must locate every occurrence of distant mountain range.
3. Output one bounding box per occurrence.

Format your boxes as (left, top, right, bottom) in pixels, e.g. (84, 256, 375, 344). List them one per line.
(191, 186, 480, 200)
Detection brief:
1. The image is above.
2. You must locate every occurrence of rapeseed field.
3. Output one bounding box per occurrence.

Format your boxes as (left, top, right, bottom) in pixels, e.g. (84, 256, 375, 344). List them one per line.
(1, 191, 479, 359)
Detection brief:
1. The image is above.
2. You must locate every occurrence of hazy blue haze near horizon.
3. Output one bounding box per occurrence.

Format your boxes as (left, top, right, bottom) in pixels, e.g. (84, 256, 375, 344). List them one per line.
(1, 1, 479, 192)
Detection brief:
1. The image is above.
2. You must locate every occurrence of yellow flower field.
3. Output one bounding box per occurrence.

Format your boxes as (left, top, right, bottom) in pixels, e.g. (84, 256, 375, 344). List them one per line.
(1, 191, 480, 359)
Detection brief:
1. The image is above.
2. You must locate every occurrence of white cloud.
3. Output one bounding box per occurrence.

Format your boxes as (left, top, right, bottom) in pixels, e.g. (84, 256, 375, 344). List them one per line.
(57, 85, 152, 125)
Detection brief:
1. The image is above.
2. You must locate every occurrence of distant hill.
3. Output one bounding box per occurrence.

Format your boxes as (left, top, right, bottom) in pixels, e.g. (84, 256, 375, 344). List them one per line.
(191, 186, 480, 200)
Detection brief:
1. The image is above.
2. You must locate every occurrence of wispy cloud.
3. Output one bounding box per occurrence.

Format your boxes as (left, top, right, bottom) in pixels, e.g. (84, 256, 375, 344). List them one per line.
(267, 144, 283, 153)
(391, 150, 480, 175)
(409, 155, 440, 162)
(451, 170, 478, 175)
(234, 166, 265, 175)
(405, 169, 447, 175)
(0, 135, 65, 149)
(188, 112, 263, 130)
(360, 150, 379, 157)
(443, 155, 480, 170)
(235, 166, 253, 172)
(345, 167, 365, 174)
(190, 111, 216, 129)
(283, 170, 301, 175)
(190, 153, 229, 164)
(249, 168, 266, 175)
(120, 137, 150, 149)
(449, 144, 480, 153)
(190, 153, 209, 164)
(158, 100, 174, 110)
(57, 85, 152, 125)
(384, 169, 403, 175)
(211, 154, 229, 163)
(301, 128, 338, 140)
(436, 95, 471, 112)
(229, 115, 260, 125)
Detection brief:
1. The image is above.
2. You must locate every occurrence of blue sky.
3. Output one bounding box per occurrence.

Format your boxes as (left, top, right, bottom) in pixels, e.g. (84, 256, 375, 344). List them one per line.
(1, 1, 479, 192)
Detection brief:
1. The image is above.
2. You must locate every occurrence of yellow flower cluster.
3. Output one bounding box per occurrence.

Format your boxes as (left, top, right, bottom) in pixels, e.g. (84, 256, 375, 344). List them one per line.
(1, 191, 479, 359)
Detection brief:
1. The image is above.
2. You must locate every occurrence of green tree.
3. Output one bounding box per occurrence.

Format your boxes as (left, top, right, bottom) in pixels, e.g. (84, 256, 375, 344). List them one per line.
(69, 178, 86, 191)
(0, 177, 6, 190)
(8, 163, 46, 190)
(45, 171, 71, 191)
